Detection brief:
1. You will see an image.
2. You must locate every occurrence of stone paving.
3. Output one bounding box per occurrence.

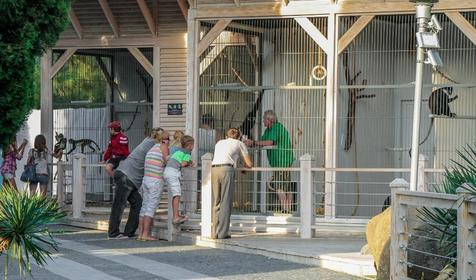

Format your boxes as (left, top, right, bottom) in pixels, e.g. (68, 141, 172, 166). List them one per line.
(0, 225, 363, 280)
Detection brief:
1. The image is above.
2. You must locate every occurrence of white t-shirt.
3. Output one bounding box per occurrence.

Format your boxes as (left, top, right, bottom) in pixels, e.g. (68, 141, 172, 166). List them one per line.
(211, 138, 249, 167)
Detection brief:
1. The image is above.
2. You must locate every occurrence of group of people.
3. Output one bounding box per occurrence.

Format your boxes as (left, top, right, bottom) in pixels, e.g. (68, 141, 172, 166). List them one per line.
(1, 108, 295, 241)
(106, 126, 194, 240)
(210, 110, 295, 239)
(107, 109, 295, 241)
(1, 134, 62, 196)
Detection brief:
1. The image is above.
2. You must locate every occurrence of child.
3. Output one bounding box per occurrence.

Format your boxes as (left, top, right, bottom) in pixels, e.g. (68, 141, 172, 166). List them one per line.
(163, 135, 194, 225)
(1, 137, 28, 190)
(27, 134, 61, 196)
(137, 129, 170, 241)
(103, 121, 130, 177)
(169, 130, 184, 154)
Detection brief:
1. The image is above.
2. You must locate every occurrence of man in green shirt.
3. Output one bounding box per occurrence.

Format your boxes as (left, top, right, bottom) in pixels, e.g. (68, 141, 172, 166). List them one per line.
(245, 110, 295, 213)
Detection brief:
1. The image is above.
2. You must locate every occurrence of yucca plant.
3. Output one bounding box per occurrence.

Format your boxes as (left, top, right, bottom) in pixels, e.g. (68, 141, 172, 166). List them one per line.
(419, 144, 476, 264)
(0, 185, 66, 279)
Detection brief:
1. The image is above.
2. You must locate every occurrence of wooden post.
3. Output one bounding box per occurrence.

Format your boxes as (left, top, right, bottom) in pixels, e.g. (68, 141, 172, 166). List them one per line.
(72, 154, 86, 219)
(300, 154, 314, 239)
(325, 13, 337, 219)
(57, 162, 65, 207)
(201, 153, 213, 238)
(153, 46, 160, 127)
(186, 10, 200, 164)
(167, 188, 175, 241)
(417, 154, 429, 192)
(40, 50, 53, 166)
(389, 178, 409, 280)
(457, 186, 476, 280)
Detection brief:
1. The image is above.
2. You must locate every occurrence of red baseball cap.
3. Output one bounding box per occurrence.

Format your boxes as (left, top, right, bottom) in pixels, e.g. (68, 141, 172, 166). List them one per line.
(107, 121, 121, 129)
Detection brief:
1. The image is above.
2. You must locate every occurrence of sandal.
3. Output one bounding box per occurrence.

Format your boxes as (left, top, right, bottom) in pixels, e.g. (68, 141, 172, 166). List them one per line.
(141, 236, 157, 241)
(172, 215, 189, 225)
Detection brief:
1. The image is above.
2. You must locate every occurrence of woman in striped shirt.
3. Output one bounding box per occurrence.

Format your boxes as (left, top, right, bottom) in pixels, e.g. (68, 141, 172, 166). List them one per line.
(137, 129, 170, 241)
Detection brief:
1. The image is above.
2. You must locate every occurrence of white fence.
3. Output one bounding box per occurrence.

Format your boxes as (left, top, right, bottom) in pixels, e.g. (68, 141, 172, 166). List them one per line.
(390, 180, 476, 279)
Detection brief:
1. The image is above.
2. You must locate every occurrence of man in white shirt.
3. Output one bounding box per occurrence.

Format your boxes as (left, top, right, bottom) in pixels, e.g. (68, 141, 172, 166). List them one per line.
(211, 128, 253, 239)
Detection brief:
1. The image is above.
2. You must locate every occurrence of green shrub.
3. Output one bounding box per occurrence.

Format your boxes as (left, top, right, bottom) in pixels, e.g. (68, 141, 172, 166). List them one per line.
(0, 186, 66, 279)
(0, 0, 71, 148)
(419, 144, 476, 265)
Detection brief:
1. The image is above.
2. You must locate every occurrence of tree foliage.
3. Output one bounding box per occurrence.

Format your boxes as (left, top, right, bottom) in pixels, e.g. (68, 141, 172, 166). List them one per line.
(0, 0, 71, 147)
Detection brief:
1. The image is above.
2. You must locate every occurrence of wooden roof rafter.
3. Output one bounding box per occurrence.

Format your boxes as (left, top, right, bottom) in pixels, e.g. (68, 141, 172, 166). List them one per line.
(198, 19, 232, 56)
(446, 12, 476, 46)
(137, 0, 156, 36)
(69, 9, 83, 39)
(177, 0, 189, 20)
(98, 0, 120, 37)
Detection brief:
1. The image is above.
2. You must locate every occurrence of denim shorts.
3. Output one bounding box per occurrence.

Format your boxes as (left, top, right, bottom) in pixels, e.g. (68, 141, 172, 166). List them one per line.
(30, 174, 49, 186)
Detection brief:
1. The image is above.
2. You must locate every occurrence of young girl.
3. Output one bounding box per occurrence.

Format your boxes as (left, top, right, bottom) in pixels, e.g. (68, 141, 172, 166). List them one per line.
(1, 137, 28, 190)
(137, 130, 170, 241)
(169, 130, 184, 154)
(163, 135, 194, 225)
(27, 134, 61, 196)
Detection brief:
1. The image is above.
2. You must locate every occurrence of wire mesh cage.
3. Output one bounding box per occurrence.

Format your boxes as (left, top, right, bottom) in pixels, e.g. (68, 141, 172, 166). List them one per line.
(52, 48, 154, 204)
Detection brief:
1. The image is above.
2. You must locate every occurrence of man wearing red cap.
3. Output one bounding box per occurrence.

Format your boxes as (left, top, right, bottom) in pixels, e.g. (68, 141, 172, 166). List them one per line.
(103, 121, 130, 177)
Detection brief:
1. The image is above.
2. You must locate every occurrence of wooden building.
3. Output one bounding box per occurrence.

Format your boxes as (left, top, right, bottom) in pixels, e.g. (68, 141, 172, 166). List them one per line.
(44, 0, 476, 219)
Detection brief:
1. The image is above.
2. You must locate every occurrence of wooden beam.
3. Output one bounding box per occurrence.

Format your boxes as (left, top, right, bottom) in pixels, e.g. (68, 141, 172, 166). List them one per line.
(69, 10, 83, 39)
(137, 0, 156, 36)
(234, 0, 240, 7)
(54, 35, 185, 49)
(446, 12, 476, 46)
(195, 1, 476, 18)
(295, 17, 329, 54)
(40, 50, 53, 154)
(127, 47, 153, 76)
(153, 46, 160, 127)
(338, 15, 374, 54)
(197, 19, 232, 56)
(177, 0, 189, 19)
(98, 0, 120, 37)
(50, 48, 77, 78)
(200, 45, 226, 75)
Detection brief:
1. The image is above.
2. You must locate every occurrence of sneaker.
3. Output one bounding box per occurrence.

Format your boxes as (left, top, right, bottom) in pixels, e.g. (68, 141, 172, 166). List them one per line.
(108, 233, 129, 240)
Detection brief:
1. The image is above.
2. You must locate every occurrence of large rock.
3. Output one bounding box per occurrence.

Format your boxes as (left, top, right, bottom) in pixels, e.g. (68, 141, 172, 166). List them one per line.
(366, 207, 391, 279)
(366, 207, 450, 280)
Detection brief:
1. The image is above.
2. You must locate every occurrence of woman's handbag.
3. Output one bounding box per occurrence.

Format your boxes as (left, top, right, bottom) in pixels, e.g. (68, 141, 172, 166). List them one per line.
(20, 163, 37, 182)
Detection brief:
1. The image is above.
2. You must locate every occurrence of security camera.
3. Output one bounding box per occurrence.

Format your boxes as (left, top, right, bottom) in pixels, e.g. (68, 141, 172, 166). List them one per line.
(429, 15, 442, 32)
(426, 50, 443, 67)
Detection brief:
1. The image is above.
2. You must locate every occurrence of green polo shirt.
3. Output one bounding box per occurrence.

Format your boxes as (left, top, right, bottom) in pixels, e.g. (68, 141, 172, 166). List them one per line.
(260, 122, 295, 167)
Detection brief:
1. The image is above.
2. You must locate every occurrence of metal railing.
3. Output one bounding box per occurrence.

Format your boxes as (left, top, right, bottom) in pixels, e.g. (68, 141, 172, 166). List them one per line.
(390, 180, 476, 279)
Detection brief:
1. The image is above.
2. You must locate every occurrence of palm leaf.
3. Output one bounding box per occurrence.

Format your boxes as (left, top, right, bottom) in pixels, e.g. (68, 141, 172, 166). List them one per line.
(0, 185, 65, 279)
(419, 143, 476, 264)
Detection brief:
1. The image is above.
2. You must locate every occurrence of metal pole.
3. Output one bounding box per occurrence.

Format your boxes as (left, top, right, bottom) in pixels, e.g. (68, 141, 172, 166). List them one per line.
(409, 3, 432, 191)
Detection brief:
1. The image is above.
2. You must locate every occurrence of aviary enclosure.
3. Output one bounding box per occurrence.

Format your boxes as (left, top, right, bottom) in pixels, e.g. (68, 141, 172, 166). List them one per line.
(197, 13, 476, 218)
(52, 48, 153, 203)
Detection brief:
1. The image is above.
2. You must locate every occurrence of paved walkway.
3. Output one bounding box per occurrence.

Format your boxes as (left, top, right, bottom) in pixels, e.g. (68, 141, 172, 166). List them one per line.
(0, 226, 363, 280)
(195, 234, 375, 277)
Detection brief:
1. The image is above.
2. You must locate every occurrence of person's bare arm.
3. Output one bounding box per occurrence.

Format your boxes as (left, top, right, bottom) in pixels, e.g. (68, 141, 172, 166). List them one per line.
(160, 143, 170, 161)
(254, 140, 273, 147)
(242, 154, 253, 168)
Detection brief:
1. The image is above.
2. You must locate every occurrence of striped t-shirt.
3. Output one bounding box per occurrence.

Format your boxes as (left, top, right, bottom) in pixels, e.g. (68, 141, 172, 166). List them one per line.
(144, 144, 165, 179)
